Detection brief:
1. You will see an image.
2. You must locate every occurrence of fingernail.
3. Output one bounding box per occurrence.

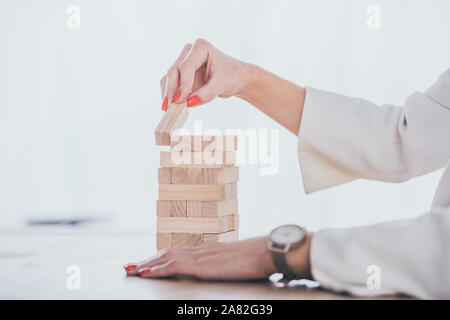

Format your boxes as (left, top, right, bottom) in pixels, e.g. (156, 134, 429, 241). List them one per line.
(173, 91, 181, 102)
(124, 264, 137, 272)
(161, 97, 168, 111)
(139, 267, 150, 275)
(187, 96, 201, 107)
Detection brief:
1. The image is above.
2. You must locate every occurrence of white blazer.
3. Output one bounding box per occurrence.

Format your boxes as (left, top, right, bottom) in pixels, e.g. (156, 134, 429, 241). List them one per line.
(298, 69, 450, 299)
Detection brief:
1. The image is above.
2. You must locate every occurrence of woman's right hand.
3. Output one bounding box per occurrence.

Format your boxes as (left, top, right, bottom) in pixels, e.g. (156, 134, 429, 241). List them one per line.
(160, 39, 252, 110)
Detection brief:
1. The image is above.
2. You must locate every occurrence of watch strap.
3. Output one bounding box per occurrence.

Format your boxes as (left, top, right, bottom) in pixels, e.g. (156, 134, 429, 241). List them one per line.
(271, 250, 296, 279)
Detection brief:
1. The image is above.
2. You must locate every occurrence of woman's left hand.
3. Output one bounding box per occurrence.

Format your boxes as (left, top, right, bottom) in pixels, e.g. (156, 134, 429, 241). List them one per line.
(123, 235, 312, 280)
(124, 237, 274, 280)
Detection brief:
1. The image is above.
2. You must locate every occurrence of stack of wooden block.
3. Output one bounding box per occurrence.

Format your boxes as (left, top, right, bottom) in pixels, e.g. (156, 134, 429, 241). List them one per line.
(155, 103, 239, 251)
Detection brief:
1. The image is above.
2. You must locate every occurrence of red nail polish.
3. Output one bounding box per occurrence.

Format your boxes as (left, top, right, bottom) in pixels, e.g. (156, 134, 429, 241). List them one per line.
(187, 96, 201, 107)
(139, 268, 150, 275)
(161, 97, 168, 111)
(173, 91, 181, 102)
(124, 264, 137, 272)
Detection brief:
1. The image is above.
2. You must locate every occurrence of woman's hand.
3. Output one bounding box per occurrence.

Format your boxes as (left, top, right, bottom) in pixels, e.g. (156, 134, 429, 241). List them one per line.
(123, 235, 312, 280)
(160, 39, 251, 110)
(159, 38, 305, 134)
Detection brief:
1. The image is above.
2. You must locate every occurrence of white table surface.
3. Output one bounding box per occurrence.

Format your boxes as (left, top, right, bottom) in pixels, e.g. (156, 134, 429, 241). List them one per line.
(0, 227, 403, 300)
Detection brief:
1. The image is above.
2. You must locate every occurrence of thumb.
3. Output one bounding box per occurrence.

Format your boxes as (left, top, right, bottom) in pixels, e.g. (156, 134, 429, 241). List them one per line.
(187, 79, 220, 107)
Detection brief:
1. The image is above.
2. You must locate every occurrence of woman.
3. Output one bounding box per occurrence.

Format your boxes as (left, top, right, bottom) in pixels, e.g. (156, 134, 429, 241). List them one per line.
(124, 39, 450, 299)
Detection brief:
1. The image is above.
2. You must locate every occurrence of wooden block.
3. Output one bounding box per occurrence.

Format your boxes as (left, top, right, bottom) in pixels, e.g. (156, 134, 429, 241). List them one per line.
(202, 167, 239, 185)
(224, 151, 235, 166)
(203, 135, 238, 152)
(159, 184, 222, 201)
(224, 183, 237, 200)
(158, 168, 172, 184)
(201, 199, 238, 218)
(156, 233, 171, 250)
(232, 214, 239, 230)
(203, 230, 239, 246)
(159, 183, 237, 201)
(156, 200, 171, 217)
(187, 168, 203, 184)
(170, 135, 190, 152)
(171, 200, 187, 217)
(160, 151, 235, 168)
(170, 135, 203, 152)
(187, 201, 202, 217)
(172, 233, 203, 248)
(171, 135, 238, 151)
(171, 168, 187, 184)
(157, 215, 238, 233)
(192, 136, 203, 152)
(155, 102, 188, 146)
(202, 168, 219, 185)
(157, 200, 186, 217)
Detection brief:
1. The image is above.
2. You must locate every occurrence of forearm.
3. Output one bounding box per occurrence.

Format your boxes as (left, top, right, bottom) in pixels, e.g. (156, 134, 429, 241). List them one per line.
(237, 63, 306, 135)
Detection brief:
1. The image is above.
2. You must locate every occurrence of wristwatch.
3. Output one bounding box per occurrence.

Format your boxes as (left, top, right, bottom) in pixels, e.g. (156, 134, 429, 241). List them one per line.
(268, 224, 307, 279)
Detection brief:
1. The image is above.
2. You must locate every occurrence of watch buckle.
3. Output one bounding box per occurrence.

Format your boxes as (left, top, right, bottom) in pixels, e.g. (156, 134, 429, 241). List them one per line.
(268, 242, 290, 253)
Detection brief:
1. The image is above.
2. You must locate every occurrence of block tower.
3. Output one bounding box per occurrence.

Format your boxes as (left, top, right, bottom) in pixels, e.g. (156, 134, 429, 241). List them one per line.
(154, 102, 239, 251)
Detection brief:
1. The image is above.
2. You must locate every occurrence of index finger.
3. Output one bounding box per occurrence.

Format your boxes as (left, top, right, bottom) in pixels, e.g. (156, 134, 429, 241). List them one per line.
(162, 43, 192, 105)
(176, 39, 211, 103)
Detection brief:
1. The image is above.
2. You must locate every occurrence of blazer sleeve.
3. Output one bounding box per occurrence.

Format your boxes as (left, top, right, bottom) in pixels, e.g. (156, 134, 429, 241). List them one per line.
(298, 69, 450, 194)
(310, 208, 450, 299)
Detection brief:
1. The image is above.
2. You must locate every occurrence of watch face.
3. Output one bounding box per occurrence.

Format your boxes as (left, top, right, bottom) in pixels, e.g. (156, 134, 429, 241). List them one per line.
(270, 225, 306, 245)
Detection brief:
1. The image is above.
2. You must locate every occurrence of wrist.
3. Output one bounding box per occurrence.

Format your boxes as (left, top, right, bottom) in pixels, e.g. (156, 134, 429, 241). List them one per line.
(285, 232, 313, 279)
(236, 62, 260, 99)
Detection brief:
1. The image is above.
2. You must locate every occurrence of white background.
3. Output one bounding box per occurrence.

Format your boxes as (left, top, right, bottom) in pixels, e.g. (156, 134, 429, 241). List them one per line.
(1, 0, 449, 237)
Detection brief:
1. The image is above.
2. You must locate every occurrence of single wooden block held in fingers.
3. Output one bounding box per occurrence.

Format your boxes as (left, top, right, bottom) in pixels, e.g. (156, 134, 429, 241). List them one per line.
(155, 102, 188, 146)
